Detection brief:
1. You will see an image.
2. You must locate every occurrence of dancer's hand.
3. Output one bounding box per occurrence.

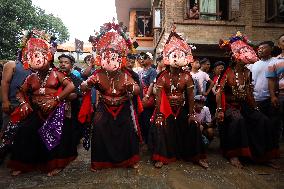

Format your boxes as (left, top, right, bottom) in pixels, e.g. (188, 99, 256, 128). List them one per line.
(124, 82, 135, 94)
(19, 103, 33, 118)
(215, 111, 224, 123)
(42, 98, 58, 114)
(188, 114, 198, 125)
(2, 100, 11, 113)
(271, 96, 280, 108)
(155, 114, 165, 127)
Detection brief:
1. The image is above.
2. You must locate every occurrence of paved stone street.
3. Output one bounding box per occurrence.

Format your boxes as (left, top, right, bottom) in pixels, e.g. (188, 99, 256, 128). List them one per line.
(0, 139, 283, 189)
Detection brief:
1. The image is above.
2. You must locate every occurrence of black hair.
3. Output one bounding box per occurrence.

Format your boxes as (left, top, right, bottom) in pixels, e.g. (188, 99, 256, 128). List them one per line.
(139, 52, 150, 60)
(127, 53, 136, 60)
(278, 34, 284, 40)
(84, 55, 92, 63)
(156, 54, 163, 62)
(258, 41, 274, 48)
(73, 66, 82, 72)
(58, 54, 75, 64)
(200, 58, 209, 65)
(213, 61, 225, 68)
(50, 36, 58, 48)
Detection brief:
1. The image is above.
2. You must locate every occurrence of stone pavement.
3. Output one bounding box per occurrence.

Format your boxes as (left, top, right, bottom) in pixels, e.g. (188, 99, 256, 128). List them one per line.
(0, 139, 283, 189)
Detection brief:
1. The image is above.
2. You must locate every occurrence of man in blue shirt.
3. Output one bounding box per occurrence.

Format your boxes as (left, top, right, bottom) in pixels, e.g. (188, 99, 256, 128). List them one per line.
(138, 52, 157, 144)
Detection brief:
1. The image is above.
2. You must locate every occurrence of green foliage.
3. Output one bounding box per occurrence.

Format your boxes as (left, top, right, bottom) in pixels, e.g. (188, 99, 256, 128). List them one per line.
(0, 0, 69, 60)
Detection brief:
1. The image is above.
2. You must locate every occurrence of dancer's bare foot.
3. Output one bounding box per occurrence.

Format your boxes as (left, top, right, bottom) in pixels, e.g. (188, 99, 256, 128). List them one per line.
(132, 163, 139, 169)
(11, 170, 21, 176)
(266, 161, 280, 169)
(47, 169, 62, 177)
(91, 168, 97, 172)
(230, 157, 243, 168)
(154, 161, 163, 168)
(198, 159, 209, 169)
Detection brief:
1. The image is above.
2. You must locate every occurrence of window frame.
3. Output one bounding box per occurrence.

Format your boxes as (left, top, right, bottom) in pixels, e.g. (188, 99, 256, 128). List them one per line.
(135, 9, 153, 37)
(186, 0, 227, 21)
(265, 0, 284, 23)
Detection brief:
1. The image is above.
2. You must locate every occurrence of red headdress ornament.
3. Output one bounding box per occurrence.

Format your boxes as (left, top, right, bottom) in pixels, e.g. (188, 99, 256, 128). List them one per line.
(163, 25, 193, 66)
(21, 30, 53, 69)
(89, 21, 134, 67)
(219, 31, 258, 64)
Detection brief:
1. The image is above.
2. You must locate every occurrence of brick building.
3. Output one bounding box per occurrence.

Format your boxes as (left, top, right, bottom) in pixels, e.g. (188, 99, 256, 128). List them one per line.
(116, 0, 284, 61)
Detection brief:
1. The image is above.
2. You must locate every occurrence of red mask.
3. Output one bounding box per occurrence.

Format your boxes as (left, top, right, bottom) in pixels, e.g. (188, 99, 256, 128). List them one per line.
(231, 40, 258, 64)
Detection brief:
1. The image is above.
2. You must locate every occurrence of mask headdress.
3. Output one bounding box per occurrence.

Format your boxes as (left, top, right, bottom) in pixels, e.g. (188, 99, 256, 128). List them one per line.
(20, 29, 53, 69)
(219, 31, 258, 64)
(89, 21, 135, 68)
(163, 25, 193, 66)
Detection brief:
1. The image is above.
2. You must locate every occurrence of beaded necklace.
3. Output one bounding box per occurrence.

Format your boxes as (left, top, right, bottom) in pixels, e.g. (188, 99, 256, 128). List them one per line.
(37, 67, 53, 95)
(232, 69, 247, 100)
(105, 70, 121, 94)
(168, 70, 181, 93)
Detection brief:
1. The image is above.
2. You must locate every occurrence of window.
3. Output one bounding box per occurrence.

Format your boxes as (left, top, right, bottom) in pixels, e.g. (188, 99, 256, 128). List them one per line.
(136, 10, 153, 37)
(266, 0, 284, 23)
(186, 0, 229, 20)
(153, 7, 162, 28)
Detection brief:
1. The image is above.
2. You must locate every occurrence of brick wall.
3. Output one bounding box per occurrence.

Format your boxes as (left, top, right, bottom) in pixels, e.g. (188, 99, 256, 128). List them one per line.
(153, 0, 284, 57)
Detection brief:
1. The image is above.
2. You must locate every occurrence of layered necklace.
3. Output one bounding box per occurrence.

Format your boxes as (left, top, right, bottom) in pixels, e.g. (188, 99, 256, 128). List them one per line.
(232, 69, 247, 100)
(168, 70, 181, 93)
(105, 70, 121, 94)
(37, 67, 53, 95)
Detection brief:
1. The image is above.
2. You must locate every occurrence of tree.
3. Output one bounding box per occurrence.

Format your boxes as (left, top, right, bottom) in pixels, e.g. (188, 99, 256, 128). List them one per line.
(34, 7, 69, 43)
(0, 0, 69, 60)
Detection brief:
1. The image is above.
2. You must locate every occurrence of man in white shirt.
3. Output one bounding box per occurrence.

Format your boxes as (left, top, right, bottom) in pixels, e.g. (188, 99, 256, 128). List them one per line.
(190, 59, 214, 97)
(248, 41, 281, 141)
(194, 95, 214, 142)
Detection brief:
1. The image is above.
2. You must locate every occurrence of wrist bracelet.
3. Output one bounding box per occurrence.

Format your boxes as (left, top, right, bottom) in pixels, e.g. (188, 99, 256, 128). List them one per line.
(83, 80, 92, 89)
(19, 101, 26, 106)
(132, 84, 135, 93)
(188, 113, 196, 117)
(216, 107, 223, 112)
(54, 96, 61, 102)
(156, 113, 164, 117)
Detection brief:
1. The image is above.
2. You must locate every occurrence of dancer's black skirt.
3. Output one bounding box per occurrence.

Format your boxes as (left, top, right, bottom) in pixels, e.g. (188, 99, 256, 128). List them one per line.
(148, 106, 206, 164)
(219, 104, 280, 162)
(91, 101, 140, 169)
(8, 111, 78, 172)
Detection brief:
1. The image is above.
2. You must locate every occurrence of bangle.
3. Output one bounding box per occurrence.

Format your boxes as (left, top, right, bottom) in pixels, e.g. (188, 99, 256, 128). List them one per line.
(187, 85, 194, 89)
(132, 84, 135, 93)
(216, 107, 223, 112)
(83, 80, 92, 89)
(156, 113, 164, 117)
(62, 76, 69, 83)
(54, 96, 61, 102)
(19, 101, 26, 106)
(188, 113, 196, 117)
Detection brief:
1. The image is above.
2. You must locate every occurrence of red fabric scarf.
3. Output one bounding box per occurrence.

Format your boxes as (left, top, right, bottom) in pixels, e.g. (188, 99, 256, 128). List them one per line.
(78, 91, 93, 123)
(160, 89, 173, 119)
